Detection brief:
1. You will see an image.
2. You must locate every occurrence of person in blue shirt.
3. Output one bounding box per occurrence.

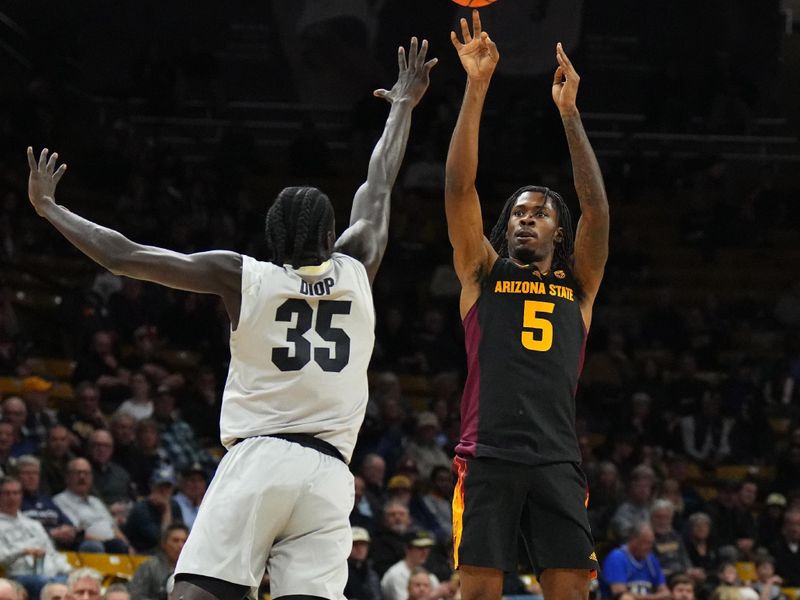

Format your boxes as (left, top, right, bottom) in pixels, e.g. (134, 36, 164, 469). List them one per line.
(601, 522, 671, 600)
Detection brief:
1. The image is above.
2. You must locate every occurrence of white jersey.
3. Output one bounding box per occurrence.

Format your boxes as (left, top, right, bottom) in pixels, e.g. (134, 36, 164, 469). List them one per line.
(220, 252, 375, 462)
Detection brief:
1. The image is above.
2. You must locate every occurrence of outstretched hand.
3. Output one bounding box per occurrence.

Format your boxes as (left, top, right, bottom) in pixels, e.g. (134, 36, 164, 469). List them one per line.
(450, 10, 499, 82)
(374, 37, 437, 107)
(27, 147, 66, 216)
(552, 42, 580, 116)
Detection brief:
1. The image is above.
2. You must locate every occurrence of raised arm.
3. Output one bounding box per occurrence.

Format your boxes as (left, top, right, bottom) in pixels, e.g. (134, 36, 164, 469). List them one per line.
(445, 11, 500, 317)
(551, 43, 610, 318)
(335, 37, 437, 284)
(27, 147, 244, 326)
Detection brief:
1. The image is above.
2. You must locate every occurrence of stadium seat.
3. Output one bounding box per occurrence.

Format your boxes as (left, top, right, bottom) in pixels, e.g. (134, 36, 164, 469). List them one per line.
(61, 551, 82, 569)
(735, 561, 756, 583)
(0, 377, 21, 395)
(781, 589, 799, 600)
(50, 382, 76, 401)
(129, 554, 151, 572)
(715, 465, 755, 482)
(27, 357, 77, 380)
(77, 553, 135, 585)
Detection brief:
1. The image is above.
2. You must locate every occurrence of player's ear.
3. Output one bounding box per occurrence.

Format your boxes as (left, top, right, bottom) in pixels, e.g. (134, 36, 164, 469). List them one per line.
(554, 226, 564, 244)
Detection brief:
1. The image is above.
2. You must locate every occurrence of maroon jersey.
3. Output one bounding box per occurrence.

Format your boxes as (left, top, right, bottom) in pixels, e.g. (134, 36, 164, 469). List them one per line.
(456, 258, 587, 465)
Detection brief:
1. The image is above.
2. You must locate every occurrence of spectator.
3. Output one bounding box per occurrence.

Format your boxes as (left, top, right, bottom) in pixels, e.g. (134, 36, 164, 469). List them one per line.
(72, 331, 130, 404)
(407, 567, 435, 600)
(87, 430, 132, 506)
(17, 456, 77, 551)
(420, 466, 452, 543)
(52, 458, 129, 554)
(751, 554, 785, 600)
(680, 394, 734, 467)
(173, 463, 206, 531)
(402, 412, 449, 481)
(371, 501, 413, 577)
(124, 465, 181, 554)
(715, 561, 744, 588)
(20, 377, 58, 449)
(773, 444, 800, 497)
(770, 509, 800, 586)
(665, 455, 705, 517)
(610, 465, 657, 541)
(351, 476, 376, 533)
(344, 527, 381, 600)
(386, 476, 413, 508)
(108, 414, 137, 476)
(650, 499, 694, 580)
(102, 583, 130, 600)
(758, 494, 787, 549)
(360, 454, 387, 519)
(601, 522, 670, 600)
(380, 532, 440, 600)
(179, 368, 221, 447)
(40, 582, 68, 600)
(115, 371, 154, 422)
(0, 477, 70, 600)
(685, 513, 717, 581)
(151, 387, 212, 472)
(127, 419, 169, 496)
(1, 397, 36, 456)
(729, 479, 759, 561)
(59, 383, 108, 452)
(669, 575, 696, 600)
(129, 523, 188, 600)
(656, 479, 687, 532)
(588, 461, 625, 541)
(708, 480, 740, 549)
(64, 568, 102, 600)
(0, 422, 16, 476)
(39, 426, 75, 497)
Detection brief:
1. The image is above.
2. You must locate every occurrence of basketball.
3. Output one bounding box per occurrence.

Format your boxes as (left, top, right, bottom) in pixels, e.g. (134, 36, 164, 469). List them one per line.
(451, 0, 497, 7)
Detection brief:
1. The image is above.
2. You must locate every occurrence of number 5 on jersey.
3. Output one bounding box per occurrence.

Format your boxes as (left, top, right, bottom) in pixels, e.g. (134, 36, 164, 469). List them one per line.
(521, 300, 555, 352)
(272, 299, 352, 372)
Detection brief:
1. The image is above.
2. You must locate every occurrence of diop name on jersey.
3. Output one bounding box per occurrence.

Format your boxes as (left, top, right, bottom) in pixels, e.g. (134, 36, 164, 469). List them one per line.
(299, 277, 335, 296)
(493, 280, 574, 301)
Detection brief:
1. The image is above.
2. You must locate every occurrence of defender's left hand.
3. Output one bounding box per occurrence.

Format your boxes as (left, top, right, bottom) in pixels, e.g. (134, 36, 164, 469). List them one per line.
(374, 37, 438, 108)
(552, 42, 580, 117)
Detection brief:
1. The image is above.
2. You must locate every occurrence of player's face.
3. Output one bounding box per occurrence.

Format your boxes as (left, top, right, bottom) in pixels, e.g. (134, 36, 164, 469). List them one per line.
(505, 193, 562, 265)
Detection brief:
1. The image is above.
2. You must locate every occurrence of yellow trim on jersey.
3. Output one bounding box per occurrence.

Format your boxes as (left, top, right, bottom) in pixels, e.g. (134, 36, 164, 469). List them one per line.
(452, 458, 467, 569)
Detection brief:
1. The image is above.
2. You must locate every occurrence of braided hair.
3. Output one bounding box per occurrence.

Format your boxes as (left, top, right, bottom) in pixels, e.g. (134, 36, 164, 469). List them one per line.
(487, 185, 575, 270)
(265, 186, 335, 268)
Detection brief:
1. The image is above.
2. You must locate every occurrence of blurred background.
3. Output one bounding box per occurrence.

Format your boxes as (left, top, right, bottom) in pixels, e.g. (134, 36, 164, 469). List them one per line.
(1, 1, 800, 599)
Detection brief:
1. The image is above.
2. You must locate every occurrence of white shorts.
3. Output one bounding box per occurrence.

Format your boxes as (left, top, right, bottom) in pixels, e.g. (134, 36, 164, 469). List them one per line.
(175, 436, 355, 599)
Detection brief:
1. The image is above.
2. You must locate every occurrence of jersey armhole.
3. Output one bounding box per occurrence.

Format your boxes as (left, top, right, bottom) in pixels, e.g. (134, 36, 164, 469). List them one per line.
(337, 253, 375, 327)
(237, 255, 263, 330)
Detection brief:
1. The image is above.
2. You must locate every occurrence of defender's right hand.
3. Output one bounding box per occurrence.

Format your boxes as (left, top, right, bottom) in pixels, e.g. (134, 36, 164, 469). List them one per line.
(27, 147, 66, 216)
(450, 10, 499, 81)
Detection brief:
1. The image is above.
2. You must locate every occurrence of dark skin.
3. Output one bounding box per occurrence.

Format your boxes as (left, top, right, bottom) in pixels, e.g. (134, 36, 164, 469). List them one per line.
(29, 37, 436, 600)
(444, 11, 609, 600)
(27, 38, 437, 332)
(445, 11, 609, 329)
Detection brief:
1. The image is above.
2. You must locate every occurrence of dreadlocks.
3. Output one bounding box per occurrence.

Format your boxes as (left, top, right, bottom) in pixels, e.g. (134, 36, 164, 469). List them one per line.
(265, 186, 335, 268)
(488, 185, 575, 270)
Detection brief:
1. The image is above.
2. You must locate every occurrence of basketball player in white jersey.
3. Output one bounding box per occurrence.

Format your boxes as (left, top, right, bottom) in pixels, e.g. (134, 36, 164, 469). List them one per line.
(26, 37, 437, 600)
